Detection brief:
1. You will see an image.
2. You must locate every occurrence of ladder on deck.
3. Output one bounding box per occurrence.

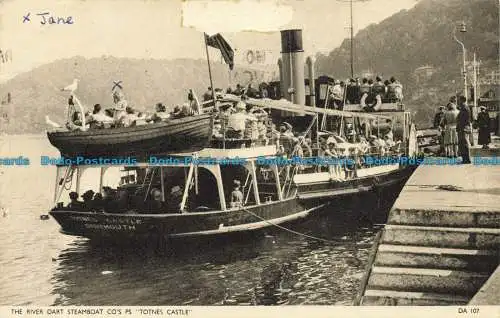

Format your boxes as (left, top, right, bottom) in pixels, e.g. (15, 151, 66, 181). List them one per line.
(135, 167, 157, 200)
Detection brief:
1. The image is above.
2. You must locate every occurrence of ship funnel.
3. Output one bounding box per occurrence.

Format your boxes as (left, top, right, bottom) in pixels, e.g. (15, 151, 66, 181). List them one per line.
(280, 29, 305, 106)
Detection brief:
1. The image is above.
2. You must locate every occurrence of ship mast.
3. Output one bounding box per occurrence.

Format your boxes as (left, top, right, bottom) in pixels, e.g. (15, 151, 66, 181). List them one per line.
(337, 0, 370, 78)
(349, 0, 354, 78)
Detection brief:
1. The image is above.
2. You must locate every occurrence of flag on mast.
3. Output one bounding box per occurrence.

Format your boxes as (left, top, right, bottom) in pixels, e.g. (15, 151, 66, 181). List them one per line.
(204, 33, 234, 70)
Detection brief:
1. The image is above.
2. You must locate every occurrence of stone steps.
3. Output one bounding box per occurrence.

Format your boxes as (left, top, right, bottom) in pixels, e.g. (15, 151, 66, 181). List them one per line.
(367, 266, 489, 296)
(382, 225, 500, 249)
(362, 289, 469, 305)
(358, 164, 500, 306)
(375, 244, 498, 272)
(360, 225, 499, 305)
(388, 208, 500, 228)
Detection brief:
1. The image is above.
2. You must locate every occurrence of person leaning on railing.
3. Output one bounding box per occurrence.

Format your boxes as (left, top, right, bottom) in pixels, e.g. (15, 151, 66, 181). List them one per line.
(226, 96, 257, 139)
(324, 139, 342, 181)
(387, 76, 403, 102)
(359, 78, 371, 108)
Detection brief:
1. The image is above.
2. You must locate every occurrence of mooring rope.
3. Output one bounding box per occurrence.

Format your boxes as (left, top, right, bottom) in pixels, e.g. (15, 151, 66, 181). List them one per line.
(241, 207, 343, 245)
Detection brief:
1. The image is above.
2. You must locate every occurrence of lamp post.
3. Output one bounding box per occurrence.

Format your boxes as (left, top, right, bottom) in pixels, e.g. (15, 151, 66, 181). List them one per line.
(453, 21, 467, 101)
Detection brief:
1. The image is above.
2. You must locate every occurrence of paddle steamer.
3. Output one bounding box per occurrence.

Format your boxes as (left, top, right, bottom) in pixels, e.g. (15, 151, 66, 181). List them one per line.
(48, 29, 418, 245)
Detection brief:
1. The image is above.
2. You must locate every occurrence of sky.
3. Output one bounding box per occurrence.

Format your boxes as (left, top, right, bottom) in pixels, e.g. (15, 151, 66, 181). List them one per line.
(0, 0, 420, 82)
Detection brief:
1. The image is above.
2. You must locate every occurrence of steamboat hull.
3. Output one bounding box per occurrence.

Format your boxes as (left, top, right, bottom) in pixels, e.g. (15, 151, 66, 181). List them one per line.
(47, 114, 212, 158)
(297, 165, 416, 203)
(49, 166, 415, 244)
(49, 198, 322, 243)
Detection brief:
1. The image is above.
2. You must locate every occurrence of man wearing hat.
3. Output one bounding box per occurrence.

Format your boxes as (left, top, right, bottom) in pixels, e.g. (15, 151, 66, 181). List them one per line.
(280, 122, 294, 138)
(81, 190, 95, 211)
(369, 135, 386, 155)
(476, 106, 491, 149)
(170, 105, 183, 119)
(67, 191, 84, 210)
(227, 99, 256, 139)
(457, 95, 471, 164)
(324, 139, 343, 181)
(433, 106, 446, 155)
(330, 79, 343, 109)
(148, 188, 165, 214)
(230, 180, 243, 208)
(116, 106, 138, 128)
(203, 86, 213, 102)
(168, 185, 184, 213)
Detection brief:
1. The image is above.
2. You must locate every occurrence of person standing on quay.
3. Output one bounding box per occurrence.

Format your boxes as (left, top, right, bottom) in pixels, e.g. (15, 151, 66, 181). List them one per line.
(433, 106, 446, 155)
(457, 95, 472, 164)
(442, 97, 459, 158)
(476, 106, 491, 149)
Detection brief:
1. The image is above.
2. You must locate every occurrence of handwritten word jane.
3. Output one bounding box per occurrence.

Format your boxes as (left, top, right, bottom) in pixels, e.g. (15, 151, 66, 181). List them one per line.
(22, 12, 73, 25)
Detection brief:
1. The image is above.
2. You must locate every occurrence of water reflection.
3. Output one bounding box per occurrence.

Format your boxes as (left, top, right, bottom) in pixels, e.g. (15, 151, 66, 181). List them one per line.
(0, 136, 394, 306)
(50, 211, 382, 306)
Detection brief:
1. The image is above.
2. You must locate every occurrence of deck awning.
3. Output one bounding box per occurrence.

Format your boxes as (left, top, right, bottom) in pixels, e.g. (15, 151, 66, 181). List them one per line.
(221, 94, 393, 120)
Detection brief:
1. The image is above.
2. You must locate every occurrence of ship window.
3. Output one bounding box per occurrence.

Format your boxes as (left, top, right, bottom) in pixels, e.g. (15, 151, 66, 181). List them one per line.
(319, 84, 329, 101)
(185, 167, 221, 212)
(255, 165, 279, 203)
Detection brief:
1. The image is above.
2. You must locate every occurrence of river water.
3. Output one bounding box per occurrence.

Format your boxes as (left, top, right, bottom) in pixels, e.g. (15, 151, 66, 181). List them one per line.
(0, 135, 383, 306)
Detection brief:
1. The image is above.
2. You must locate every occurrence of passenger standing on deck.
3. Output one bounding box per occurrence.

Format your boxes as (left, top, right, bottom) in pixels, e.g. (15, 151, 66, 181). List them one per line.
(388, 77, 403, 102)
(301, 136, 313, 157)
(457, 96, 472, 164)
(227, 97, 255, 139)
(246, 84, 258, 98)
(281, 122, 294, 138)
(476, 106, 491, 149)
(112, 87, 128, 122)
(188, 89, 201, 115)
(230, 180, 244, 208)
(324, 140, 342, 181)
(203, 87, 213, 102)
(269, 123, 281, 148)
(442, 97, 459, 158)
(331, 80, 343, 109)
(345, 79, 357, 104)
(245, 104, 259, 142)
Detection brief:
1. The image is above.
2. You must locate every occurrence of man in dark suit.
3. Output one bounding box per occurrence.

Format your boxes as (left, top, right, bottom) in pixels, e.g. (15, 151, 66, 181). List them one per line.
(457, 96, 471, 164)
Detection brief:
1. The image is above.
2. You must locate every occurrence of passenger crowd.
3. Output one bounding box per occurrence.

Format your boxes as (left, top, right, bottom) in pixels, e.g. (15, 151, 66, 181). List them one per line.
(216, 75, 404, 112)
(433, 95, 492, 164)
(65, 76, 404, 131)
(65, 183, 185, 214)
(212, 94, 400, 166)
(335, 76, 404, 111)
(66, 88, 202, 131)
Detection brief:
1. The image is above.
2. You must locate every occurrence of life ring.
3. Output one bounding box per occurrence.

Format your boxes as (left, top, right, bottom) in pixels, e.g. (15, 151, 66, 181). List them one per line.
(362, 94, 381, 111)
